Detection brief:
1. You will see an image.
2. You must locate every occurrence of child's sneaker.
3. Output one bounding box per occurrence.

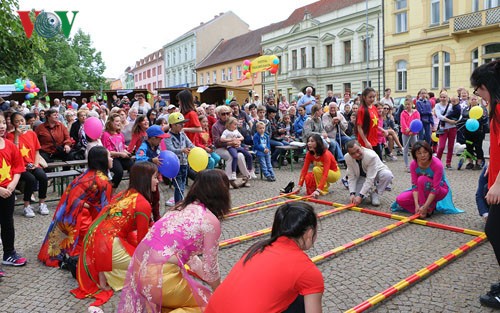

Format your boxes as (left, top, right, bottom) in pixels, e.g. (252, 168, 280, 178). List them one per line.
(230, 172, 237, 181)
(341, 177, 349, 189)
(38, 203, 49, 215)
(2, 251, 27, 266)
(23, 205, 35, 218)
(165, 197, 175, 207)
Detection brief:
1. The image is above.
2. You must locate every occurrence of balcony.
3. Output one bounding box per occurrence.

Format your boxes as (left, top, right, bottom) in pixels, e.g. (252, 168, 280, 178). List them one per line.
(451, 6, 500, 35)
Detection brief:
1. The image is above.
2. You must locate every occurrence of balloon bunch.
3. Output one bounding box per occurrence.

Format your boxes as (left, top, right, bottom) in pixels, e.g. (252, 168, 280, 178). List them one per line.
(242, 60, 252, 80)
(269, 57, 279, 74)
(14, 79, 40, 99)
(465, 106, 484, 132)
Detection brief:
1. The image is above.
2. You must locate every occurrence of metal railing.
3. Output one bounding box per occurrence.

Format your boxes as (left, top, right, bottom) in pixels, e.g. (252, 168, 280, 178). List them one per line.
(452, 6, 500, 32)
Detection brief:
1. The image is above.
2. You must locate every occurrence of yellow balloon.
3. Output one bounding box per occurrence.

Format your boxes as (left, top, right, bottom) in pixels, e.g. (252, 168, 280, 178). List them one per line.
(431, 132, 439, 142)
(323, 106, 329, 113)
(188, 147, 209, 172)
(469, 106, 483, 120)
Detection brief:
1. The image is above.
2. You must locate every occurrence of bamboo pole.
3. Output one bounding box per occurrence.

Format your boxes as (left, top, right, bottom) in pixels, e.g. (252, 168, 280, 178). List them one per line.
(224, 195, 313, 219)
(344, 234, 487, 313)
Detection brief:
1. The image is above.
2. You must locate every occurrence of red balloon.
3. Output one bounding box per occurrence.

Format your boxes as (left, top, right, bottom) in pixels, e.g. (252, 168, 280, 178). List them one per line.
(270, 68, 278, 74)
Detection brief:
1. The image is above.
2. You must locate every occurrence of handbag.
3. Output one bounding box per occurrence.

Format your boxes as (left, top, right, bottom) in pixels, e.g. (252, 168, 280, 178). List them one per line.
(435, 102, 450, 137)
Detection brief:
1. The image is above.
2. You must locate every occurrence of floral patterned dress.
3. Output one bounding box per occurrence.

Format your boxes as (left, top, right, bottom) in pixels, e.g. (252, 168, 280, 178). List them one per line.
(71, 189, 152, 306)
(38, 170, 112, 267)
(118, 202, 222, 312)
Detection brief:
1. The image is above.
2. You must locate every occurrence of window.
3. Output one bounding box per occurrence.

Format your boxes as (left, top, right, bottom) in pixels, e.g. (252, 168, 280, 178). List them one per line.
(432, 53, 439, 89)
(326, 85, 333, 94)
(343, 83, 351, 94)
(213, 71, 217, 83)
(311, 47, 315, 68)
(472, 49, 479, 71)
(135, 74, 138, 82)
(395, 0, 408, 33)
(443, 52, 450, 88)
(443, 0, 453, 22)
(173, 72, 177, 85)
(343, 41, 351, 64)
(152, 67, 156, 77)
(139, 73, 142, 80)
(485, 0, 499, 9)
(200, 74, 204, 85)
(236, 65, 242, 79)
(173, 51, 176, 65)
(326, 44, 333, 67)
(473, 0, 479, 11)
(143, 71, 146, 79)
(292, 50, 297, 70)
(158, 80, 162, 88)
(158, 66, 162, 75)
(148, 83, 151, 91)
(221, 69, 226, 81)
(153, 82, 156, 89)
(301, 48, 307, 68)
(277, 56, 282, 74)
(184, 70, 188, 83)
(362, 38, 369, 62)
(148, 69, 151, 78)
(167, 53, 170, 67)
(484, 43, 500, 63)
(206, 72, 210, 84)
(396, 60, 407, 91)
(184, 47, 188, 61)
(228, 67, 233, 81)
(431, 0, 440, 25)
(396, 12, 407, 33)
(362, 81, 372, 89)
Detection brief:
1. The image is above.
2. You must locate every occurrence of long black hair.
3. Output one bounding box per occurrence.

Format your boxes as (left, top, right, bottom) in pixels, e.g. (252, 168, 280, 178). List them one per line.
(87, 146, 110, 174)
(178, 89, 196, 115)
(243, 202, 317, 264)
(470, 60, 500, 123)
(128, 162, 157, 203)
(307, 133, 325, 157)
(175, 169, 231, 219)
(359, 87, 376, 136)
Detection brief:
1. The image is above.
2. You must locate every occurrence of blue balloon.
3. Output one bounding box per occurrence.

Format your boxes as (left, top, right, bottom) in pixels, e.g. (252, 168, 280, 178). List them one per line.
(465, 119, 480, 132)
(273, 58, 280, 65)
(409, 119, 423, 133)
(158, 150, 180, 178)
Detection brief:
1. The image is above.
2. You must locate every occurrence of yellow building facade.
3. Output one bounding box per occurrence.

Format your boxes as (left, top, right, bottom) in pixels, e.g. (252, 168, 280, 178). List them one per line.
(384, 0, 500, 97)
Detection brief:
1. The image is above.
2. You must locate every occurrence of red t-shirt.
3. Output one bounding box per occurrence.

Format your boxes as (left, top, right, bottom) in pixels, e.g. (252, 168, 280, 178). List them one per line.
(205, 236, 324, 313)
(489, 103, 500, 189)
(183, 110, 201, 143)
(357, 104, 379, 147)
(0, 139, 25, 188)
(6, 131, 41, 166)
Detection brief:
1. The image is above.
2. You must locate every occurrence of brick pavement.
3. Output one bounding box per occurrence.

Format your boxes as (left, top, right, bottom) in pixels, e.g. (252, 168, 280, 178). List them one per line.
(0, 152, 498, 312)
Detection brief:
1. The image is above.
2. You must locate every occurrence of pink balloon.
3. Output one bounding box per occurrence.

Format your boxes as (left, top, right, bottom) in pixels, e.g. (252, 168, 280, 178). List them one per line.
(34, 87, 40, 92)
(244, 60, 251, 66)
(83, 117, 103, 140)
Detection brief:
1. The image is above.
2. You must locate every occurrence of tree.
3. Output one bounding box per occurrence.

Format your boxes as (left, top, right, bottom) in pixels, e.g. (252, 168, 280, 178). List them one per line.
(71, 29, 107, 90)
(0, 0, 46, 81)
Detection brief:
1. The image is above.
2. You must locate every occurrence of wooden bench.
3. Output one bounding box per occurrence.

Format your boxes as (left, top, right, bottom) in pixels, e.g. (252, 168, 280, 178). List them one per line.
(275, 144, 305, 172)
(46, 170, 82, 196)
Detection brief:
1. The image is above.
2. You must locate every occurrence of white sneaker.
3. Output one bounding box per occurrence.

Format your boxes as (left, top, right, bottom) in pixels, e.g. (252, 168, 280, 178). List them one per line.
(38, 203, 49, 215)
(230, 172, 237, 181)
(371, 192, 380, 206)
(24, 205, 35, 218)
(249, 170, 257, 179)
(31, 194, 38, 202)
(165, 197, 175, 207)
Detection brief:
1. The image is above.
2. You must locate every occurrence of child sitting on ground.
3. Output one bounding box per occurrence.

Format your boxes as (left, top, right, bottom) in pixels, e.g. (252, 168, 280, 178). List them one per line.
(253, 121, 275, 181)
(221, 117, 255, 181)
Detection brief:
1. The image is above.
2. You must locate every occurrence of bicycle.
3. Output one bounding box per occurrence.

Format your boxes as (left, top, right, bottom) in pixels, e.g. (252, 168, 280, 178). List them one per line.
(456, 139, 477, 170)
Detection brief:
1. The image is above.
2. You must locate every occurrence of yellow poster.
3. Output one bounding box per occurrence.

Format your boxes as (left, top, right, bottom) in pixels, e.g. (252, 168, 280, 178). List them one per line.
(250, 55, 278, 73)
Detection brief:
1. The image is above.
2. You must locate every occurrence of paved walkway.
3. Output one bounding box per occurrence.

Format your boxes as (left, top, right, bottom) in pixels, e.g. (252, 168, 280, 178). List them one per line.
(0, 150, 498, 312)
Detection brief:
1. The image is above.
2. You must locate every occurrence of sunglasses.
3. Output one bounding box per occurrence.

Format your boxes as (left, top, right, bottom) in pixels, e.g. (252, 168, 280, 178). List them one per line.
(473, 86, 480, 96)
(221, 112, 231, 116)
(383, 108, 390, 110)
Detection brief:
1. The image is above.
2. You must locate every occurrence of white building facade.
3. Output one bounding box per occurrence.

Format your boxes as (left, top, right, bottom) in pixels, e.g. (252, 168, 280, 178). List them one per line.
(132, 49, 164, 92)
(261, 0, 383, 101)
(163, 11, 249, 88)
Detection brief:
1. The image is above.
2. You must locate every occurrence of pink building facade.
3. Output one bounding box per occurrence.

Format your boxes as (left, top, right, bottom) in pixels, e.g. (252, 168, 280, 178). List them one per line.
(133, 49, 164, 93)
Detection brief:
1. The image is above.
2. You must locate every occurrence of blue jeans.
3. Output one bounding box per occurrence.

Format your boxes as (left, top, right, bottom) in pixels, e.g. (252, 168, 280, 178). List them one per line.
(258, 153, 274, 178)
(173, 165, 188, 203)
(327, 139, 344, 162)
(270, 139, 289, 162)
(335, 134, 352, 152)
(476, 164, 489, 217)
(419, 121, 432, 144)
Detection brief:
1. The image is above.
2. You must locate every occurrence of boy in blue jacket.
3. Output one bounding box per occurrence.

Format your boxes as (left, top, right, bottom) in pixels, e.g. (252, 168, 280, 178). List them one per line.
(136, 125, 169, 221)
(253, 121, 275, 181)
